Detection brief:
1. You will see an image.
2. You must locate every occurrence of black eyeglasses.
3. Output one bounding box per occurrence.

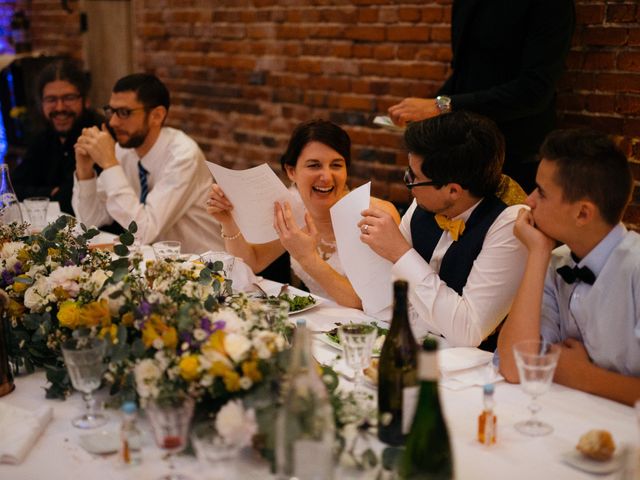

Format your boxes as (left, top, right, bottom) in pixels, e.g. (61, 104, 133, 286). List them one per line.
(403, 167, 440, 190)
(42, 93, 82, 106)
(103, 105, 147, 120)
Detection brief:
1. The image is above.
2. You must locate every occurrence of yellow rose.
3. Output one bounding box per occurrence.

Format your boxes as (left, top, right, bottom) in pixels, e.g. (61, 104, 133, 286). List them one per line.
(121, 312, 134, 327)
(57, 301, 80, 329)
(79, 299, 111, 327)
(241, 360, 262, 382)
(204, 330, 226, 356)
(179, 355, 200, 381)
(11, 274, 31, 293)
(208, 361, 229, 377)
(99, 324, 118, 342)
(142, 322, 159, 348)
(223, 370, 241, 392)
(162, 327, 178, 350)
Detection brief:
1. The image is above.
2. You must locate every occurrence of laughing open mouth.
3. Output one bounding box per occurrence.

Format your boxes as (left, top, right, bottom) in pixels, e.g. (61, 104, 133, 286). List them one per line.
(312, 186, 334, 193)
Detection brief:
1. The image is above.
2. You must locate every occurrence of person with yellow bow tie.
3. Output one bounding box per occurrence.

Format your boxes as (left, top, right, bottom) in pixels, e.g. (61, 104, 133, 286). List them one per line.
(359, 111, 528, 350)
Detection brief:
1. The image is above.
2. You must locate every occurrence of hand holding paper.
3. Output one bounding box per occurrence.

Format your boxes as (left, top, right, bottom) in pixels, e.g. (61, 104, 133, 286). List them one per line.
(206, 163, 305, 244)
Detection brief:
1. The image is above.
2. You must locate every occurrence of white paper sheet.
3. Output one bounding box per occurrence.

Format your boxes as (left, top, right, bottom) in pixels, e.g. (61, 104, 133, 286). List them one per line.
(0, 404, 52, 464)
(330, 182, 393, 319)
(206, 163, 305, 244)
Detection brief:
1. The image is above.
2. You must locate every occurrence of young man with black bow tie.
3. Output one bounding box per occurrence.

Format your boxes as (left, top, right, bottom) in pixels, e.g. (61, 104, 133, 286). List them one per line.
(497, 129, 640, 406)
(360, 111, 527, 349)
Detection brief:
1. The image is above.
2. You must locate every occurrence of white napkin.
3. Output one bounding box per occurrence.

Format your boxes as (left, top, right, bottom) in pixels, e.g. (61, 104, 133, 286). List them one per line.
(437, 347, 493, 373)
(0, 403, 53, 464)
(438, 348, 504, 390)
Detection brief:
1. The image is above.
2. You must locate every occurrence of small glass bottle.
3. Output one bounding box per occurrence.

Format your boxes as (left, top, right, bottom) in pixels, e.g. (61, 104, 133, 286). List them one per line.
(0, 163, 23, 225)
(120, 401, 143, 465)
(477, 383, 497, 445)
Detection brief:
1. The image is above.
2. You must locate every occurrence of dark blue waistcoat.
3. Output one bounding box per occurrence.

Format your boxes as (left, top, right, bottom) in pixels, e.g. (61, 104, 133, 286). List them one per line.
(409, 196, 508, 350)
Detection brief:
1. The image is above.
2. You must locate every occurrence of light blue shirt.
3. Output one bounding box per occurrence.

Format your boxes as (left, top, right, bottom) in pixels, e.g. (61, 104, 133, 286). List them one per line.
(540, 224, 640, 376)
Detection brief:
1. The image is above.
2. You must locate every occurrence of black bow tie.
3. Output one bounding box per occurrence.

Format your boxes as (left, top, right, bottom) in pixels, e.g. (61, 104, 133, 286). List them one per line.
(556, 265, 596, 285)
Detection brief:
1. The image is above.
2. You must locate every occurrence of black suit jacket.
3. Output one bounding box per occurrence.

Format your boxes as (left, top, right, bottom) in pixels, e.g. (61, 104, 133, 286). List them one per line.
(439, 0, 575, 187)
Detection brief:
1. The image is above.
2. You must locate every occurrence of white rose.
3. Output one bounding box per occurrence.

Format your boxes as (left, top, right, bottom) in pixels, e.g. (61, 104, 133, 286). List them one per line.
(23, 276, 51, 311)
(48, 265, 84, 297)
(88, 269, 109, 293)
(0, 241, 26, 270)
(213, 308, 246, 334)
(215, 400, 258, 448)
(224, 333, 251, 363)
(134, 359, 162, 399)
(99, 283, 127, 315)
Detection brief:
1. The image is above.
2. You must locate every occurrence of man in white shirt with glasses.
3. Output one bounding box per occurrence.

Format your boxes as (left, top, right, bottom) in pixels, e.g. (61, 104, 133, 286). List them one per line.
(360, 111, 527, 350)
(73, 73, 223, 253)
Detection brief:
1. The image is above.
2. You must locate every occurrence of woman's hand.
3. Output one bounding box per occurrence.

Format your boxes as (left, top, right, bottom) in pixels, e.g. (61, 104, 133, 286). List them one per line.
(206, 184, 235, 226)
(274, 201, 319, 267)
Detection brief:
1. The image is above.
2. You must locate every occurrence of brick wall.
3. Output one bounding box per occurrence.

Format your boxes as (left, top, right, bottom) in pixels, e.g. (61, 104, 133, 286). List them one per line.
(15, 0, 640, 228)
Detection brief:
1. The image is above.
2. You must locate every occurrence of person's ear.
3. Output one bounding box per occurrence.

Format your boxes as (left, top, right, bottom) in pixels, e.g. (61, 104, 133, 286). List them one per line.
(283, 164, 296, 183)
(575, 200, 596, 227)
(447, 183, 464, 200)
(149, 105, 167, 126)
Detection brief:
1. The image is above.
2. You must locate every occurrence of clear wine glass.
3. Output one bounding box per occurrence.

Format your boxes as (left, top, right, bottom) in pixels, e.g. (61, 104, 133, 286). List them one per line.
(338, 323, 377, 401)
(513, 340, 560, 436)
(61, 337, 108, 429)
(146, 396, 195, 480)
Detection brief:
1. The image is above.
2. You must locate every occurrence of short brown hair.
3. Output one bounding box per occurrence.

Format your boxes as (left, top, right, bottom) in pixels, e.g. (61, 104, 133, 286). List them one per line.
(540, 129, 632, 225)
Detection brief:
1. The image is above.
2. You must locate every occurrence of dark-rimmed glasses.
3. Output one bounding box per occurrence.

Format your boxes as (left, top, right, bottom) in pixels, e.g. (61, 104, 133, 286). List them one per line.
(42, 93, 82, 106)
(103, 105, 147, 120)
(403, 167, 441, 190)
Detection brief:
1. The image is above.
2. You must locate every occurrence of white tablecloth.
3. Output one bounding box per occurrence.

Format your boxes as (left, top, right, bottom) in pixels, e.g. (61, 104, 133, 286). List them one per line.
(0, 282, 637, 480)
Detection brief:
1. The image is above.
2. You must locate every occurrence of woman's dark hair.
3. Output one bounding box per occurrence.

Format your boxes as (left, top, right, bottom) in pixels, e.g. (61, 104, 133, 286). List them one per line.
(540, 128, 632, 225)
(113, 73, 170, 111)
(280, 119, 351, 170)
(404, 111, 504, 198)
(36, 59, 89, 101)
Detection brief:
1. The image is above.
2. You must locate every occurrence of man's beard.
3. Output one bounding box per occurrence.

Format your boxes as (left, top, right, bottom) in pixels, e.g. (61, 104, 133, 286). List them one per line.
(105, 122, 148, 149)
(49, 110, 80, 138)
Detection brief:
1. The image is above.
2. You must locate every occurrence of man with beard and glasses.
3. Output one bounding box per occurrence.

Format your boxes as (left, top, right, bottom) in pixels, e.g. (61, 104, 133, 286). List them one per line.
(72, 73, 223, 253)
(11, 59, 103, 215)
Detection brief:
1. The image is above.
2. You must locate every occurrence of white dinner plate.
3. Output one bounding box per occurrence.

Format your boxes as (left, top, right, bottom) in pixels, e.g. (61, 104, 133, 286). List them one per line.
(287, 295, 322, 315)
(317, 332, 384, 357)
(560, 449, 623, 475)
(78, 430, 120, 455)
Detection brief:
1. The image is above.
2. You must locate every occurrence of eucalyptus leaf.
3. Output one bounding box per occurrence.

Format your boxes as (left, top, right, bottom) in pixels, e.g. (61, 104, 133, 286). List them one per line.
(114, 244, 130, 257)
(120, 231, 134, 247)
(128, 221, 138, 234)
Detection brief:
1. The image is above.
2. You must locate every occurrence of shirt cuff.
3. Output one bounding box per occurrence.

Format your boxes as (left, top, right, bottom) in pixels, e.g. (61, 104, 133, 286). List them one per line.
(392, 248, 435, 286)
(75, 174, 98, 198)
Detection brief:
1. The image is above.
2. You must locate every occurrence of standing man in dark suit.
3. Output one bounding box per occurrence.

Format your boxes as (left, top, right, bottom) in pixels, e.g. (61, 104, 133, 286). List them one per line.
(12, 59, 103, 215)
(388, 0, 575, 193)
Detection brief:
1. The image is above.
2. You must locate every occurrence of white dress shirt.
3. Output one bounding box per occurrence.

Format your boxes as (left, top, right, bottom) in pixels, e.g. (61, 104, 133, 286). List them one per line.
(392, 199, 527, 347)
(72, 127, 223, 254)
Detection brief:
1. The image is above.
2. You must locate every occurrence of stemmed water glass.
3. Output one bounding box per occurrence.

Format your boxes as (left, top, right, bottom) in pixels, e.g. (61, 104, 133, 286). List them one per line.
(61, 337, 108, 429)
(146, 396, 195, 480)
(513, 340, 560, 436)
(338, 323, 377, 401)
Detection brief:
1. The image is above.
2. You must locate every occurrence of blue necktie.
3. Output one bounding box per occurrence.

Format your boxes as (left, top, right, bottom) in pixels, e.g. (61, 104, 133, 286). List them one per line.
(138, 161, 149, 204)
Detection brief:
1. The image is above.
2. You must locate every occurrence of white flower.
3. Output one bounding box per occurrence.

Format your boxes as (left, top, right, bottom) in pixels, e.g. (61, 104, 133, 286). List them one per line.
(48, 265, 84, 297)
(215, 400, 257, 448)
(212, 308, 246, 334)
(99, 283, 126, 315)
(239, 376, 253, 390)
(193, 328, 207, 341)
(23, 276, 51, 311)
(152, 337, 164, 350)
(0, 241, 26, 270)
(224, 333, 251, 363)
(134, 359, 162, 399)
(87, 269, 109, 294)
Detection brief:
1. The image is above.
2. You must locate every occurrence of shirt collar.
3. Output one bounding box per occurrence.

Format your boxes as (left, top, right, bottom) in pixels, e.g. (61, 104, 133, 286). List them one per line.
(573, 223, 627, 277)
(453, 199, 482, 223)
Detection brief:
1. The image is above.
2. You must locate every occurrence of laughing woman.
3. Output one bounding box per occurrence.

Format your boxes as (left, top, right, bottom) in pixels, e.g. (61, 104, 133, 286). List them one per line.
(206, 119, 400, 309)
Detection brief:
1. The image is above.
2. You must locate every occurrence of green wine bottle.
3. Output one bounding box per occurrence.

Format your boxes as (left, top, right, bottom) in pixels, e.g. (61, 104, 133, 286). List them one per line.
(378, 280, 418, 446)
(397, 338, 453, 479)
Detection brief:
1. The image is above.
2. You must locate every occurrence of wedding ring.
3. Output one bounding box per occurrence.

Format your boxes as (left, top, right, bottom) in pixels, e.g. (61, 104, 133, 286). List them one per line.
(363, 224, 369, 234)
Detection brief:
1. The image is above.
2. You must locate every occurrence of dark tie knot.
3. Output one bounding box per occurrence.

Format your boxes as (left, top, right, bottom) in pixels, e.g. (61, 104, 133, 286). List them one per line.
(556, 265, 596, 285)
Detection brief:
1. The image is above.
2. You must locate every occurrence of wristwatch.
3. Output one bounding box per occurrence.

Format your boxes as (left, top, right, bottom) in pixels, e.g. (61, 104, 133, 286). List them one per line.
(435, 95, 452, 114)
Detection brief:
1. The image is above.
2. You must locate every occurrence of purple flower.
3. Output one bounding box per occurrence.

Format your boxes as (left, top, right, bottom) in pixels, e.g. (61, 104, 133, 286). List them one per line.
(200, 317, 212, 332)
(180, 331, 195, 349)
(13, 261, 23, 275)
(1, 269, 14, 287)
(78, 252, 87, 263)
(137, 301, 152, 317)
(63, 259, 74, 267)
(213, 320, 226, 331)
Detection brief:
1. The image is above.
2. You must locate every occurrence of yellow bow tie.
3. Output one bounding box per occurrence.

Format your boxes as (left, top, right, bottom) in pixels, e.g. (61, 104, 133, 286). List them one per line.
(434, 214, 466, 241)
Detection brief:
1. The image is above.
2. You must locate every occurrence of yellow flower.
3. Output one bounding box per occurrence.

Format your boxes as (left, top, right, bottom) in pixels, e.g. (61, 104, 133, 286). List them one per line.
(58, 301, 81, 329)
(16, 248, 30, 264)
(179, 355, 200, 381)
(141, 315, 178, 350)
(52, 286, 70, 301)
(7, 298, 24, 318)
(142, 322, 159, 348)
(47, 248, 60, 257)
(223, 370, 241, 392)
(99, 324, 118, 342)
(204, 330, 226, 356)
(79, 299, 111, 327)
(162, 327, 177, 350)
(209, 361, 230, 377)
(121, 312, 134, 327)
(11, 274, 31, 293)
(241, 360, 262, 382)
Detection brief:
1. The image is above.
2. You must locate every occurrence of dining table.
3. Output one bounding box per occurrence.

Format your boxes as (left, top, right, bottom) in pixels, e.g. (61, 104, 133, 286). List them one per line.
(0, 241, 638, 479)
